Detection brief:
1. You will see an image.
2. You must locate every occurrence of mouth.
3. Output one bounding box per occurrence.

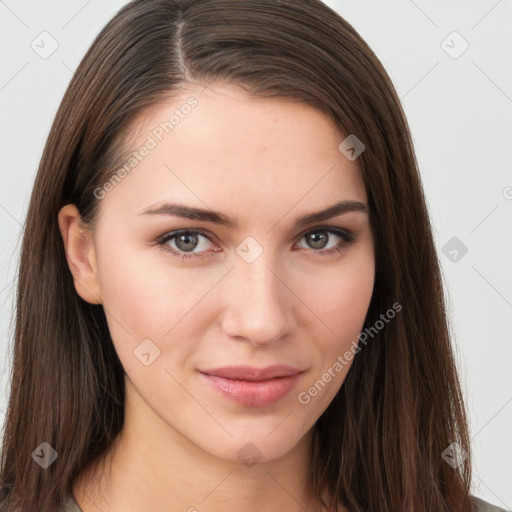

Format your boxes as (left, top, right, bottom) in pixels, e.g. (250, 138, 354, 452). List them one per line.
(198, 365, 305, 408)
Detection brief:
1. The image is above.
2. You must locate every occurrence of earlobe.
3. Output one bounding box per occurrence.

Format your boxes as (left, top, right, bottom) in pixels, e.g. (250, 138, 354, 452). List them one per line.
(57, 204, 102, 305)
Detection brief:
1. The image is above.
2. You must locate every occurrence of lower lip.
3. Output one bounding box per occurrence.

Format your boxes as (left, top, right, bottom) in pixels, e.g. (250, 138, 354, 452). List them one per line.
(199, 372, 303, 408)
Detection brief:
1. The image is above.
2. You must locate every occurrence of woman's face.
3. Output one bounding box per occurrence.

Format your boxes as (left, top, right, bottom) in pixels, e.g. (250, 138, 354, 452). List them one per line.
(62, 84, 375, 464)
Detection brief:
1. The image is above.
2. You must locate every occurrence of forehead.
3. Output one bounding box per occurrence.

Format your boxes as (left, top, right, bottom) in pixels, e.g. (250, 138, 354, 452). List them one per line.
(99, 84, 367, 222)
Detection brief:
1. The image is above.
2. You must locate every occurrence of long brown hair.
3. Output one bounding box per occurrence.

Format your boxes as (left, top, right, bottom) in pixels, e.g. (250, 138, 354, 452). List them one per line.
(0, 1, 475, 510)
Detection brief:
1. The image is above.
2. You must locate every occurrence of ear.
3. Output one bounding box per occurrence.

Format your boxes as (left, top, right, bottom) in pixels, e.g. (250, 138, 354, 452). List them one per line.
(58, 204, 102, 305)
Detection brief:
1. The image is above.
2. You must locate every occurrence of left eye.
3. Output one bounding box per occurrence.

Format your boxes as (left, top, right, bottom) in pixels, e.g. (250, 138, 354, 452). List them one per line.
(156, 227, 355, 259)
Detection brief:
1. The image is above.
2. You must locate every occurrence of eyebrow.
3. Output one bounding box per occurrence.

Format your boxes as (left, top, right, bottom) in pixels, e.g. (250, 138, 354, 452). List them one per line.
(139, 200, 369, 229)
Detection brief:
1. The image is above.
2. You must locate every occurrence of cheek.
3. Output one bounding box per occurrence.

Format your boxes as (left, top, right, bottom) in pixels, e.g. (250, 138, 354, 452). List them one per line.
(307, 253, 375, 355)
(99, 257, 170, 333)
(330, 271, 373, 333)
(96, 234, 185, 324)
(294, 259, 374, 412)
(95, 244, 224, 360)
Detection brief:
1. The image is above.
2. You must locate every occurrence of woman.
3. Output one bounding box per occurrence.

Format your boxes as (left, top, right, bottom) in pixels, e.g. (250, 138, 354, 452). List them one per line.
(0, 1, 506, 511)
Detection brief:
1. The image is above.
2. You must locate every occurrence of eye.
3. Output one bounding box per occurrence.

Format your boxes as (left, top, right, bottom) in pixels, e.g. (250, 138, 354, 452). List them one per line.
(156, 229, 217, 259)
(295, 226, 355, 256)
(156, 226, 356, 260)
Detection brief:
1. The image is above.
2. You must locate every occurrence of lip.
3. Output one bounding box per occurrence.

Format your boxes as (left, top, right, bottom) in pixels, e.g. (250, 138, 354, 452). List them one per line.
(198, 365, 304, 408)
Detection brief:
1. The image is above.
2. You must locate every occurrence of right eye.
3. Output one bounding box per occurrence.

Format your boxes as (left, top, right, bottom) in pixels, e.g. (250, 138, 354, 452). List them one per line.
(156, 229, 219, 259)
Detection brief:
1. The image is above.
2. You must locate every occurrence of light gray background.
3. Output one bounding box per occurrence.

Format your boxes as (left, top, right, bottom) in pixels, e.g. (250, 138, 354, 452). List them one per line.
(0, 0, 511, 508)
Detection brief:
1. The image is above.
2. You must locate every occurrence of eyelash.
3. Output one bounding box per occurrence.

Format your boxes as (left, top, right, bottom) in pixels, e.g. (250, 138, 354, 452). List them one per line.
(156, 226, 356, 260)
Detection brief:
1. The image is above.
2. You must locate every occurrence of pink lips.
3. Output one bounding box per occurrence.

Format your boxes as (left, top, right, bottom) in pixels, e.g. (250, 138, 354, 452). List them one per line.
(199, 365, 304, 408)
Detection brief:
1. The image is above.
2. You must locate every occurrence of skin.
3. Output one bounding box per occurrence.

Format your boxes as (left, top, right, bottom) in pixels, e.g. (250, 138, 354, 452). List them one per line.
(58, 84, 375, 512)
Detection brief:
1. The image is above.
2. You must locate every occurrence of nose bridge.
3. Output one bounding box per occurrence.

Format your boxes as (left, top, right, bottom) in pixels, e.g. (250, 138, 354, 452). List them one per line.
(238, 250, 283, 302)
(220, 245, 296, 345)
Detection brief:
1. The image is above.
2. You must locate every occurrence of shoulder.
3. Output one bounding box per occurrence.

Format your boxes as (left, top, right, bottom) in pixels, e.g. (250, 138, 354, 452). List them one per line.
(0, 493, 82, 512)
(472, 495, 510, 512)
(64, 494, 82, 512)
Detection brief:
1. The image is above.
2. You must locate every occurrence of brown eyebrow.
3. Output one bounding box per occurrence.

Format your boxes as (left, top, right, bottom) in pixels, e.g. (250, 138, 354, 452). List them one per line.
(138, 200, 369, 229)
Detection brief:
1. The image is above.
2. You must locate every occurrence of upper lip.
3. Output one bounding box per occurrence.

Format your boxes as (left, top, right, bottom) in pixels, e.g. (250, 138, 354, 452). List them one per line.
(199, 365, 304, 382)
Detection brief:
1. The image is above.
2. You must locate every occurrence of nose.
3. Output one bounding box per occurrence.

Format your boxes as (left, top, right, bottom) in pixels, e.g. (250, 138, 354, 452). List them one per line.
(219, 254, 298, 347)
